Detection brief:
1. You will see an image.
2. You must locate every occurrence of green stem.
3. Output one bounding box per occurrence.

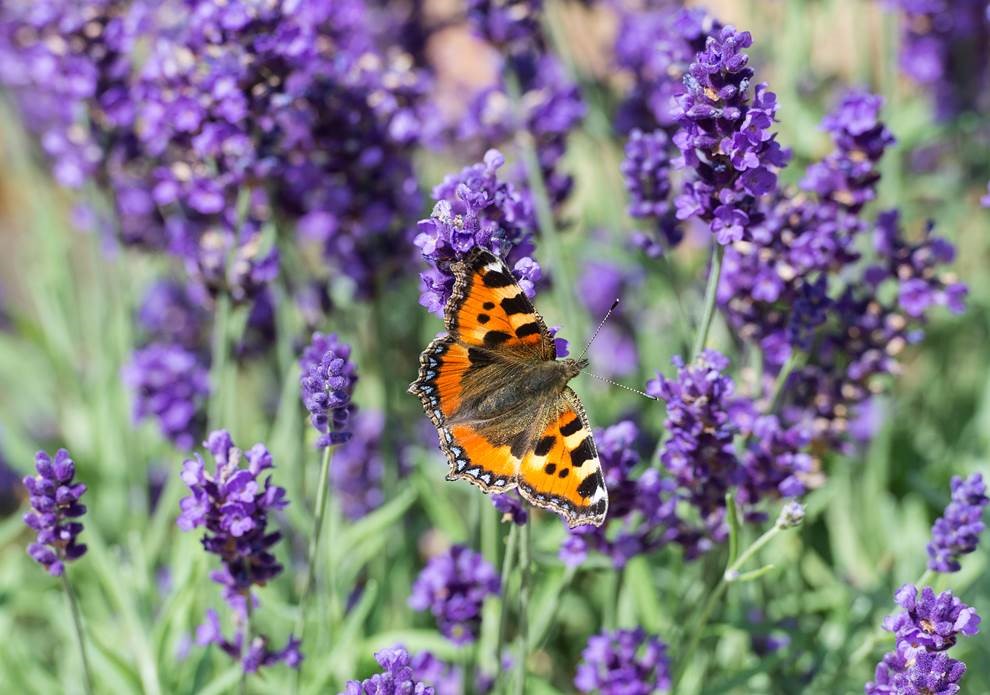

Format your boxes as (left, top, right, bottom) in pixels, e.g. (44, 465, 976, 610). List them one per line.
(241, 593, 253, 695)
(504, 69, 581, 336)
(207, 293, 232, 433)
(62, 572, 94, 695)
(514, 521, 531, 695)
(768, 350, 802, 413)
(675, 518, 788, 688)
(496, 524, 518, 692)
(293, 446, 335, 692)
(691, 244, 725, 362)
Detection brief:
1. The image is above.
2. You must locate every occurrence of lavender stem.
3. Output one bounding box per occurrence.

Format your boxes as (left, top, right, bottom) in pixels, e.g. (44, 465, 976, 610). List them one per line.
(62, 572, 94, 695)
(294, 445, 335, 691)
(514, 520, 531, 695)
(691, 244, 725, 362)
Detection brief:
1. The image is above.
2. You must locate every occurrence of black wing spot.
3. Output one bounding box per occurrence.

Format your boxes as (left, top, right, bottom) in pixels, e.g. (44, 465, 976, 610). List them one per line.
(570, 437, 595, 467)
(515, 322, 541, 339)
(558, 468, 570, 479)
(534, 435, 555, 456)
(477, 313, 490, 324)
(483, 331, 512, 347)
(500, 293, 532, 316)
(577, 473, 601, 499)
(560, 417, 582, 437)
(544, 463, 557, 475)
(482, 270, 515, 288)
(483, 301, 495, 310)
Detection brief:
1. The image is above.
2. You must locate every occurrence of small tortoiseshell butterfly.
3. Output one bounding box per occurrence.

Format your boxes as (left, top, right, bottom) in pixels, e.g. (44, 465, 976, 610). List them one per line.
(409, 248, 608, 527)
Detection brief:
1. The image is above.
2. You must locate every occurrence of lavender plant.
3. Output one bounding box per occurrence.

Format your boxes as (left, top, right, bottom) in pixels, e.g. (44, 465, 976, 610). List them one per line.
(0, 1, 986, 693)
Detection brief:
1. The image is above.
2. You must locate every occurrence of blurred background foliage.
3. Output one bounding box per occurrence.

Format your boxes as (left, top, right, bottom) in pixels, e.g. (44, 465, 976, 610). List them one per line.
(0, 0, 988, 693)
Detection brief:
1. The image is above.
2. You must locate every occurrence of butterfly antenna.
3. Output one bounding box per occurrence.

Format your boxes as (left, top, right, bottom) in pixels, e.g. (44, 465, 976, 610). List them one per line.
(579, 370, 659, 401)
(576, 298, 620, 363)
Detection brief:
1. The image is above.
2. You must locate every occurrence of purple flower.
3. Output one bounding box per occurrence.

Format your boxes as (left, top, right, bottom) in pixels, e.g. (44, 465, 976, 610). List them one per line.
(467, 0, 542, 54)
(177, 431, 288, 598)
(801, 91, 895, 213)
(178, 430, 298, 672)
(882, 585, 981, 652)
(673, 26, 790, 244)
(647, 351, 743, 539)
(623, 129, 674, 220)
(614, 6, 719, 133)
(333, 411, 386, 520)
(737, 415, 812, 514)
(342, 646, 435, 695)
(622, 129, 683, 253)
(867, 581, 980, 694)
(882, 0, 990, 120)
(415, 150, 539, 315)
(22, 449, 87, 576)
(187, 230, 279, 306)
(574, 628, 671, 694)
(299, 332, 358, 448)
(866, 642, 967, 695)
(491, 492, 528, 525)
(409, 545, 500, 644)
(981, 182, 990, 208)
(927, 473, 989, 573)
(870, 211, 967, 318)
(137, 280, 209, 348)
(123, 343, 210, 451)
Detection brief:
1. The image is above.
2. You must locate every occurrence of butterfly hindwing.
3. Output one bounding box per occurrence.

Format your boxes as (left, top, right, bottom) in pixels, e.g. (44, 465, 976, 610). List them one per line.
(518, 388, 608, 527)
(446, 248, 554, 359)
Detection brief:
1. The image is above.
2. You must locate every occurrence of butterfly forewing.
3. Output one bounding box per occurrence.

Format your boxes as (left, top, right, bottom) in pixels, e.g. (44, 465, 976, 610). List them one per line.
(445, 249, 554, 359)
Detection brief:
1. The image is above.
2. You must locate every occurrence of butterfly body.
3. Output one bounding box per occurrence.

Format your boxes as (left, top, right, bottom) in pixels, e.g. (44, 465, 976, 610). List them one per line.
(409, 248, 608, 527)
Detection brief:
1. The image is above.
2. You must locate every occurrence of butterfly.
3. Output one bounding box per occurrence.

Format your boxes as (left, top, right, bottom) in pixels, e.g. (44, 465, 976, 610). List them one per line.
(409, 247, 608, 527)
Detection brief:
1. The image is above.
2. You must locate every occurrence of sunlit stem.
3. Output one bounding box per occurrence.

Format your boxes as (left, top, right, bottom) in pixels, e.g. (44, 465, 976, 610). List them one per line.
(240, 593, 253, 695)
(768, 350, 803, 413)
(207, 292, 231, 433)
(691, 244, 725, 362)
(514, 521, 531, 695)
(675, 511, 791, 688)
(62, 572, 94, 695)
(495, 523, 519, 690)
(504, 69, 581, 338)
(293, 445, 336, 692)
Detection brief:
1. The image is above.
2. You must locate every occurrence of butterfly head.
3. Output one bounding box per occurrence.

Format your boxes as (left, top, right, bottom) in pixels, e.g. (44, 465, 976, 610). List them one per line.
(560, 357, 590, 381)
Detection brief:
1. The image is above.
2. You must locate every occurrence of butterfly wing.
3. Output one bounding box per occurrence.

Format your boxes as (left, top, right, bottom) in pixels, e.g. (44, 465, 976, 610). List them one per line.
(444, 248, 554, 359)
(410, 248, 552, 492)
(409, 334, 521, 491)
(518, 388, 608, 527)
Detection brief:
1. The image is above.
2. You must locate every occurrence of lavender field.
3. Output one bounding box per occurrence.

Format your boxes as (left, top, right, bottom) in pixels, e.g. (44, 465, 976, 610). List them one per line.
(0, 0, 988, 693)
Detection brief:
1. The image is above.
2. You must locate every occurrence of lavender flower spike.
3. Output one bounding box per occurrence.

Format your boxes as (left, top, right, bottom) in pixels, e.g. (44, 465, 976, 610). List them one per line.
(23, 449, 87, 576)
(299, 332, 358, 447)
(882, 585, 981, 652)
(409, 545, 500, 644)
(672, 26, 790, 244)
(178, 431, 299, 673)
(575, 628, 671, 694)
(927, 473, 989, 573)
(342, 646, 435, 695)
